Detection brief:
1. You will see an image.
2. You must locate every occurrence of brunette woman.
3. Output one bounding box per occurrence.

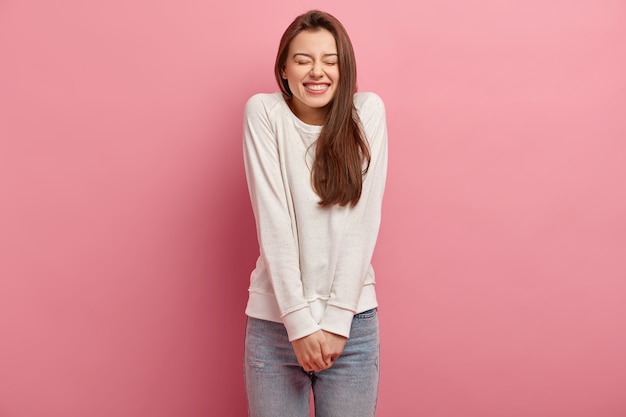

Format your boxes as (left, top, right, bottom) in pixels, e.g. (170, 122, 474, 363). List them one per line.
(243, 10, 388, 417)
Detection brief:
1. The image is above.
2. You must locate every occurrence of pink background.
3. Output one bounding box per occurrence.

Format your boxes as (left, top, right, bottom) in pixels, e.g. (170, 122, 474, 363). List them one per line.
(1, 1, 625, 416)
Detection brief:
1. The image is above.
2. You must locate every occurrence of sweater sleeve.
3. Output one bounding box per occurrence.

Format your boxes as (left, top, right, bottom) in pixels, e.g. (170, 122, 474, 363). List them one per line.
(242, 95, 321, 341)
(318, 93, 388, 338)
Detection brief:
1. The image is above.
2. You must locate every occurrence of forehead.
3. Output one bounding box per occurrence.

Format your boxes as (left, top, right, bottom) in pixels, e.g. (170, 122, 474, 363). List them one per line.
(289, 29, 337, 54)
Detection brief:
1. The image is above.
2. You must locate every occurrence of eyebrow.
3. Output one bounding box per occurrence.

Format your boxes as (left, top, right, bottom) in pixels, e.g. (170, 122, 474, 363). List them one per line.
(292, 53, 338, 58)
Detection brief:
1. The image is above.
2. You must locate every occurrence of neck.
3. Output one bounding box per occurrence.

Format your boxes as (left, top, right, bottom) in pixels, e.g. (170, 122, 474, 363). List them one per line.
(288, 99, 328, 126)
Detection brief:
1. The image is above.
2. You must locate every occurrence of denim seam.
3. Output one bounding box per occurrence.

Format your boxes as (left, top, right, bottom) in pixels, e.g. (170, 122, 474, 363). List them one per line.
(354, 308, 377, 320)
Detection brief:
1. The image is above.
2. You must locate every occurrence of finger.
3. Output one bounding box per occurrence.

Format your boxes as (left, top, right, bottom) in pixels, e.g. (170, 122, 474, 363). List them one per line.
(320, 343, 333, 366)
(302, 361, 314, 372)
(303, 357, 324, 373)
(313, 342, 330, 369)
(313, 357, 327, 372)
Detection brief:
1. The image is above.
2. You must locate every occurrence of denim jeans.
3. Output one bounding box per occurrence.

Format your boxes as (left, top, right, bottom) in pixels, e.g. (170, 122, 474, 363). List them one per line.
(244, 309, 380, 417)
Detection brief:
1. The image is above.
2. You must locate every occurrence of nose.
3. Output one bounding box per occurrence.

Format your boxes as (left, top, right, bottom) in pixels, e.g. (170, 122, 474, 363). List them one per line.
(310, 61, 324, 77)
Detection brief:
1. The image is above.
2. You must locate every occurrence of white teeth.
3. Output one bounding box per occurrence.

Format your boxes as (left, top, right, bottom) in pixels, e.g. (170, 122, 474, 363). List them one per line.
(305, 84, 328, 91)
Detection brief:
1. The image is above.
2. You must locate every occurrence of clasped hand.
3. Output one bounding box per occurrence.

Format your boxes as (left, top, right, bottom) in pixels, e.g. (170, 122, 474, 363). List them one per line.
(291, 330, 347, 373)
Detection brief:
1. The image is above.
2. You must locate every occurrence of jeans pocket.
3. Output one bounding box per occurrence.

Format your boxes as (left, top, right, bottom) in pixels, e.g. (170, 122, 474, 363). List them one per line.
(354, 308, 377, 320)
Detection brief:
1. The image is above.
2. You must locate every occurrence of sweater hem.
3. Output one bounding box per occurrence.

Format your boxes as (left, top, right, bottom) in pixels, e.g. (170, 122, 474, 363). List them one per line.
(245, 284, 378, 340)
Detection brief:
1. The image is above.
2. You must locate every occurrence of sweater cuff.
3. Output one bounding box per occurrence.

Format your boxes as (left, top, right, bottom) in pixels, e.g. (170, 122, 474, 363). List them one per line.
(282, 307, 321, 342)
(318, 304, 355, 338)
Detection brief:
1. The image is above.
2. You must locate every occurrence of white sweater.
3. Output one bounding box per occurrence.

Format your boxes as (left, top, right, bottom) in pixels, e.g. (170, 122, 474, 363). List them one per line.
(243, 91, 388, 341)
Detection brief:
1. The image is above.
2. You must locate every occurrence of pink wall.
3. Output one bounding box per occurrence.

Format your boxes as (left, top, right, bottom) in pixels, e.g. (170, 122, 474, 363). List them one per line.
(1, 1, 625, 416)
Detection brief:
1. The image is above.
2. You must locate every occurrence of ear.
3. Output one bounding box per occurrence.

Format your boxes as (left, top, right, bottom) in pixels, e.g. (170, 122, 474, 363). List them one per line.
(281, 67, 287, 79)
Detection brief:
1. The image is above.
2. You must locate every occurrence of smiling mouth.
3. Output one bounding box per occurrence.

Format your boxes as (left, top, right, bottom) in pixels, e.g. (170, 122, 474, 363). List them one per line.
(304, 83, 330, 92)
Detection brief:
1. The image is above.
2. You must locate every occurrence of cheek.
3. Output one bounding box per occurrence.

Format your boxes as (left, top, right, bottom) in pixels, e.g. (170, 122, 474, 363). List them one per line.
(286, 76, 300, 89)
(286, 68, 305, 83)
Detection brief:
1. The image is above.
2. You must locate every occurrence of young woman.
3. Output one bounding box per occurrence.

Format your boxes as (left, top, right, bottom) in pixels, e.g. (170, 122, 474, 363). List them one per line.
(243, 10, 388, 417)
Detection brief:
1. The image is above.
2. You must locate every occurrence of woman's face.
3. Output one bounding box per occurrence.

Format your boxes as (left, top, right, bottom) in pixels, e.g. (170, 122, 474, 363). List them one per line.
(282, 29, 339, 125)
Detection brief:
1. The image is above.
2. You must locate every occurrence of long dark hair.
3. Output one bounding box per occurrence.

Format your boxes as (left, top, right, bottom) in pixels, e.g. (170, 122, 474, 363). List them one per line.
(275, 10, 371, 207)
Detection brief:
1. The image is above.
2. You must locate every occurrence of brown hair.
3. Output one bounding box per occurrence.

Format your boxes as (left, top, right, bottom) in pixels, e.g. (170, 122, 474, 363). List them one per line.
(275, 10, 371, 207)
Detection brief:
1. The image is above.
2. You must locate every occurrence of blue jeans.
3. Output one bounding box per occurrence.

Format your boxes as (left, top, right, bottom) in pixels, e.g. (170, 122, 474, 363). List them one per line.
(244, 310, 380, 417)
